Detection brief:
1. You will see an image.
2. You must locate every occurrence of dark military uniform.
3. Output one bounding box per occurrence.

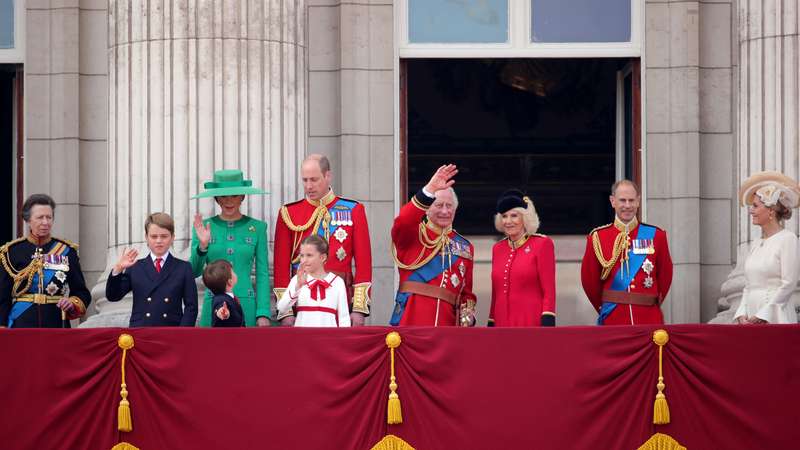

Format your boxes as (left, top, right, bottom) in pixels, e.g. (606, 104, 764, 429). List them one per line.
(0, 236, 91, 328)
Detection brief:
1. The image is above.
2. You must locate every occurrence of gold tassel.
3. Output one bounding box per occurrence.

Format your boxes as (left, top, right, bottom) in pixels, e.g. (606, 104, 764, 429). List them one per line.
(111, 442, 140, 450)
(637, 432, 686, 450)
(370, 434, 416, 450)
(652, 329, 670, 425)
(385, 332, 403, 425)
(117, 333, 135, 432)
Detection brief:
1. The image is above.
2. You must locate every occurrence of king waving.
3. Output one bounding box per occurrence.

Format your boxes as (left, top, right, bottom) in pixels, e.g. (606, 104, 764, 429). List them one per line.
(391, 164, 477, 327)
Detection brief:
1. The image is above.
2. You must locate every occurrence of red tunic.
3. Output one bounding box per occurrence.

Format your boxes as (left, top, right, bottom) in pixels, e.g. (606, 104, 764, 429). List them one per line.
(391, 192, 477, 326)
(580, 218, 673, 325)
(489, 235, 556, 327)
(273, 190, 372, 316)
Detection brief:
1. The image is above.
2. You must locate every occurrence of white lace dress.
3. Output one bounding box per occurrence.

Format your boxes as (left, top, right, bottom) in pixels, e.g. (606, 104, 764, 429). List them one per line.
(734, 229, 799, 324)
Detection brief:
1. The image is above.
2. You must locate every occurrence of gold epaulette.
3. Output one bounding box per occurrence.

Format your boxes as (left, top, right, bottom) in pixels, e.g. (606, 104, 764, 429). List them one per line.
(56, 237, 79, 250)
(531, 232, 548, 238)
(0, 236, 26, 253)
(589, 223, 613, 235)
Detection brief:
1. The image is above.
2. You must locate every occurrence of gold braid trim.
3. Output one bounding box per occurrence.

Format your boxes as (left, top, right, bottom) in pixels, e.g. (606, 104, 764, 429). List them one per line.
(280, 204, 332, 264)
(391, 223, 451, 271)
(352, 282, 371, 314)
(591, 230, 630, 281)
(0, 245, 45, 297)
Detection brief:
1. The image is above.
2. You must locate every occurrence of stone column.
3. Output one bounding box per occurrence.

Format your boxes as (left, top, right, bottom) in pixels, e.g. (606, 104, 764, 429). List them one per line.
(710, 0, 800, 323)
(24, 0, 109, 293)
(82, 0, 306, 327)
(306, 1, 394, 324)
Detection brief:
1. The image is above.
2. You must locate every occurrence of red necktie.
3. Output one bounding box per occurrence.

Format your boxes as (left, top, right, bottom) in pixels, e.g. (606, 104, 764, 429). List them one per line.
(306, 279, 331, 301)
(155, 257, 162, 273)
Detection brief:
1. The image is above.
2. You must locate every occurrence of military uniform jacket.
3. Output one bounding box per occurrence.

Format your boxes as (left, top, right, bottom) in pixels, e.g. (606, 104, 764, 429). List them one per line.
(391, 190, 477, 326)
(580, 217, 673, 325)
(273, 189, 372, 317)
(190, 216, 270, 327)
(106, 253, 198, 327)
(0, 236, 91, 328)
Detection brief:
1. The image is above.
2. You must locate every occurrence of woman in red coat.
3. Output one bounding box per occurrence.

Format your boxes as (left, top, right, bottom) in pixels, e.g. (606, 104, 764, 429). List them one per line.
(489, 190, 556, 327)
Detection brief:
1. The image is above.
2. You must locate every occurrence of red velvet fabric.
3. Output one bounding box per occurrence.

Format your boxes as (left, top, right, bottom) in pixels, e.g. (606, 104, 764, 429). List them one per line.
(1, 325, 798, 450)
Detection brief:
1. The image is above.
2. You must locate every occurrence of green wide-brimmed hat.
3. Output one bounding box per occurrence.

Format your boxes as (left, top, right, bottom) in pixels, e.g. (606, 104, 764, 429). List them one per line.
(191, 169, 269, 199)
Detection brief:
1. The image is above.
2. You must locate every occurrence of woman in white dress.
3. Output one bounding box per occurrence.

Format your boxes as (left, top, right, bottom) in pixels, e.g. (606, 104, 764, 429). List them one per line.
(277, 235, 351, 327)
(735, 171, 800, 324)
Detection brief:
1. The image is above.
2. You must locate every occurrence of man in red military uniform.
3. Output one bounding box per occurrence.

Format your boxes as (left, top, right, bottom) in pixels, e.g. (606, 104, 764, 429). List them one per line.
(273, 154, 372, 326)
(391, 164, 477, 326)
(581, 180, 673, 325)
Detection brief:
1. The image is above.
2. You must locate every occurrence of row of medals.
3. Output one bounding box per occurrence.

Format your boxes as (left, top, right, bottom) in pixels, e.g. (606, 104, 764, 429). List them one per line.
(632, 238, 656, 289)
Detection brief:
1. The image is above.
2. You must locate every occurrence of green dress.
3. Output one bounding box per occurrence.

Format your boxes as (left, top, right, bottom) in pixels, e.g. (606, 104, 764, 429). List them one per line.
(190, 215, 270, 326)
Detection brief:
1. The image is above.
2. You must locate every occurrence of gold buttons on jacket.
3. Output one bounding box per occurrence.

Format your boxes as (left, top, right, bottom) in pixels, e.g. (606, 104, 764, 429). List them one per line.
(145, 313, 151, 317)
(147, 297, 152, 302)
(164, 298, 169, 303)
(163, 313, 168, 318)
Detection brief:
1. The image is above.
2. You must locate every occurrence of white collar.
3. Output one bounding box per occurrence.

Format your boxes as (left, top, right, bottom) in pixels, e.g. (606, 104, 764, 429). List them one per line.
(150, 251, 171, 263)
(225, 292, 235, 298)
(308, 272, 335, 283)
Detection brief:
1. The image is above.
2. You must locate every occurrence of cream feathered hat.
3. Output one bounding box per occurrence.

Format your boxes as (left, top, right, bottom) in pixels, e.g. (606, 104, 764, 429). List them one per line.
(738, 171, 800, 208)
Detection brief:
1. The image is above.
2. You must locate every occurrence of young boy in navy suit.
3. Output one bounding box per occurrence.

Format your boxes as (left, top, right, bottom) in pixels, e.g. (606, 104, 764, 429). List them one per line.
(105, 213, 198, 326)
(203, 259, 245, 327)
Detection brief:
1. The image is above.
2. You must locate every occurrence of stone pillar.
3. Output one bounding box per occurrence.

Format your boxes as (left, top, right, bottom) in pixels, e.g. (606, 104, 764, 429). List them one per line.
(644, 1, 702, 323)
(710, 0, 800, 323)
(306, 1, 394, 324)
(82, 0, 306, 327)
(24, 0, 109, 293)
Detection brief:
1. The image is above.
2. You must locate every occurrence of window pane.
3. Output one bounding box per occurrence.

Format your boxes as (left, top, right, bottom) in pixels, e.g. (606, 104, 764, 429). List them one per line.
(409, 0, 508, 44)
(0, 0, 13, 49)
(532, 0, 631, 43)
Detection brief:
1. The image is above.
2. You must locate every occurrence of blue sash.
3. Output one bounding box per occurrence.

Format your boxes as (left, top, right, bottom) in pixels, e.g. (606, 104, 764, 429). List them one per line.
(8, 245, 71, 328)
(390, 234, 468, 326)
(597, 225, 655, 325)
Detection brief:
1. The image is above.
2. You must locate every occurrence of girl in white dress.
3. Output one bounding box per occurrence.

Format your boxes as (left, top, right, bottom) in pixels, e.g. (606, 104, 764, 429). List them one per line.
(277, 235, 351, 327)
(735, 171, 800, 324)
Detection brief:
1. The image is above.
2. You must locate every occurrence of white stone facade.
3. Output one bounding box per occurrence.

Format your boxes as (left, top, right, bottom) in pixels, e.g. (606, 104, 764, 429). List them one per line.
(10, 1, 796, 326)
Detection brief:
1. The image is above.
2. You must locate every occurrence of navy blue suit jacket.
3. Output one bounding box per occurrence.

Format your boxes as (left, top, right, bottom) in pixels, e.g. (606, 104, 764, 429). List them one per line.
(105, 254, 198, 327)
(211, 293, 245, 327)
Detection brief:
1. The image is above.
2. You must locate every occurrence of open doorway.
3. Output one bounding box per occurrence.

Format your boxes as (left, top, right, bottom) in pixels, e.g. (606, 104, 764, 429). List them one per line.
(0, 64, 22, 241)
(400, 58, 640, 235)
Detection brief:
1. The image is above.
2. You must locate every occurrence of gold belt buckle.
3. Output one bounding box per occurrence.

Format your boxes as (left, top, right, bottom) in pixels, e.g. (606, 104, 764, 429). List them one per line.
(33, 294, 46, 304)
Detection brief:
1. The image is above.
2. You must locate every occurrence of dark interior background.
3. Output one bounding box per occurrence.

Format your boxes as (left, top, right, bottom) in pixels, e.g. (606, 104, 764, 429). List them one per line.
(0, 65, 15, 242)
(407, 58, 628, 235)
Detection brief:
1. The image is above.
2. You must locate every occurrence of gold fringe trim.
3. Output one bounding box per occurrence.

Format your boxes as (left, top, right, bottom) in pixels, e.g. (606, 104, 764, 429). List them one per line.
(117, 333, 135, 432)
(111, 442, 140, 450)
(652, 329, 670, 425)
(371, 435, 415, 450)
(637, 433, 686, 450)
(386, 332, 403, 425)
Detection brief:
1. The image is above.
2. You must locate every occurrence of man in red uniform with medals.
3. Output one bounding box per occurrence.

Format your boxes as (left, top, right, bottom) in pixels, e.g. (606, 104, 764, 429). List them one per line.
(580, 180, 673, 325)
(273, 154, 373, 326)
(391, 164, 477, 326)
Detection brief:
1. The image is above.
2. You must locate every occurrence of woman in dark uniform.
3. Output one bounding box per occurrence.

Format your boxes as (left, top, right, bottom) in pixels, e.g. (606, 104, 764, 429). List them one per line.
(0, 194, 91, 328)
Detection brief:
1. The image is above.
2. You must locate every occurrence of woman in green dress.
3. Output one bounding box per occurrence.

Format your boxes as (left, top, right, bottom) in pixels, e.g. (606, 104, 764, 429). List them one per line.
(191, 169, 271, 327)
